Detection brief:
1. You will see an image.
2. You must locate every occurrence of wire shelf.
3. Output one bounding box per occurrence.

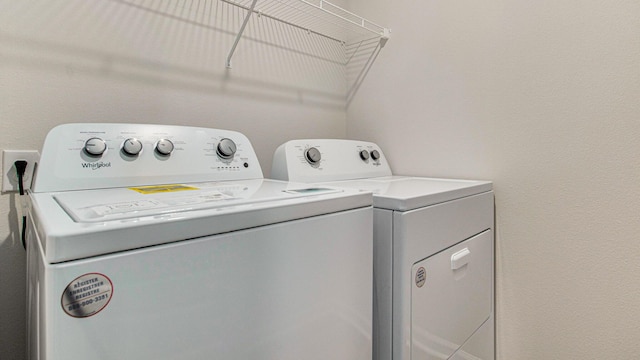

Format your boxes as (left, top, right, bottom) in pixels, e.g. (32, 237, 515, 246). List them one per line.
(222, 0, 390, 68)
(222, 0, 388, 41)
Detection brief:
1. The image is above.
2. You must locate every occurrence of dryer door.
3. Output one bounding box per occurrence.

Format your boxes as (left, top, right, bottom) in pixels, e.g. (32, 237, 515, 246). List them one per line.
(410, 230, 493, 360)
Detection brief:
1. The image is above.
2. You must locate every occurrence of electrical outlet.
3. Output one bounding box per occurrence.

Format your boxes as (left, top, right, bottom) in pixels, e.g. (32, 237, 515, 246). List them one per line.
(2, 150, 40, 193)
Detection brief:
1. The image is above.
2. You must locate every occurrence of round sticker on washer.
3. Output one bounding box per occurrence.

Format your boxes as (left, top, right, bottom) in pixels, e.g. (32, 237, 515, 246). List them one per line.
(61, 273, 113, 318)
(415, 267, 426, 288)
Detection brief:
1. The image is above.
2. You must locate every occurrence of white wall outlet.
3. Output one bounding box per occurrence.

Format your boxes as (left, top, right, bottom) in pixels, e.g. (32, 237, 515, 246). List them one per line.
(2, 150, 40, 193)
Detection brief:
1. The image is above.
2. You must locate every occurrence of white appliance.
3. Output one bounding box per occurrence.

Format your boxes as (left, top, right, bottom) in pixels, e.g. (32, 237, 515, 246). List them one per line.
(272, 139, 495, 360)
(26, 124, 373, 360)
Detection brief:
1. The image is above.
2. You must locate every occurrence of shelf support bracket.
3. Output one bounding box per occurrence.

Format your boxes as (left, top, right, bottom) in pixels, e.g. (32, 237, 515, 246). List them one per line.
(226, 0, 259, 68)
(380, 28, 391, 48)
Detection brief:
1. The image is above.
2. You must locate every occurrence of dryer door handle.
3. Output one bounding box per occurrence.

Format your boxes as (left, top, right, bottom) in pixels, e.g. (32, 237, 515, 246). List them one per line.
(451, 248, 471, 270)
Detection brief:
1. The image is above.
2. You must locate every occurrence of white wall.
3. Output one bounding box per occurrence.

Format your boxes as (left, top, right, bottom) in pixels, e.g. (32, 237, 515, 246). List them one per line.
(0, 1, 348, 359)
(3, 0, 640, 359)
(347, 0, 640, 358)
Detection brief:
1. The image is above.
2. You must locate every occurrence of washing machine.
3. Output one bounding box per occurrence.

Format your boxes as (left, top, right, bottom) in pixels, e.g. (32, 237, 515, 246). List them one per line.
(26, 124, 373, 360)
(272, 139, 495, 360)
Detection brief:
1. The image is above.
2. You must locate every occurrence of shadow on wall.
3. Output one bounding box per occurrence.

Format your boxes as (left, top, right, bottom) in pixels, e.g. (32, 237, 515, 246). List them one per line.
(0, 194, 26, 360)
(0, 0, 384, 109)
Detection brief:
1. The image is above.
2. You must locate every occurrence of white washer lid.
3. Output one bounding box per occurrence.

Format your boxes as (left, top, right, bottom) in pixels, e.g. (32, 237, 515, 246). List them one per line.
(320, 176, 492, 211)
(30, 179, 372, 263)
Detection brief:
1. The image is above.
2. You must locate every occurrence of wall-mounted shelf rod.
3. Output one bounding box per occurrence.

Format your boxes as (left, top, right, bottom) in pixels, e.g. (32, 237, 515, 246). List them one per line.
(226, 0, 258, 68)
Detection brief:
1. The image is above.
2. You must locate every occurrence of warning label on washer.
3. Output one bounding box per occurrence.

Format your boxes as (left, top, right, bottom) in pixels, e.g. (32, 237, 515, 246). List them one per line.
(129, 184, 199, 194)
(61, 273, 113, 318)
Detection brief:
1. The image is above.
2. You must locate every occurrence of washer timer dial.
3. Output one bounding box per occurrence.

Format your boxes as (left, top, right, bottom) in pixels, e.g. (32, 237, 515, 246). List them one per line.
(84, 138, 107, 157)
(216, 138, 237, 160)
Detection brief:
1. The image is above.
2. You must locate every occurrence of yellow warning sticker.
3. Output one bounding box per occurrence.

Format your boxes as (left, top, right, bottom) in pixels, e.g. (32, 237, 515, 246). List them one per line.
(128, 184, 199, 194)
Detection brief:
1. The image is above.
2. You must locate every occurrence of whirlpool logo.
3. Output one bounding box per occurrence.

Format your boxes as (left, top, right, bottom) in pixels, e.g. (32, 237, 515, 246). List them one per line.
(81, 162, 112, 170)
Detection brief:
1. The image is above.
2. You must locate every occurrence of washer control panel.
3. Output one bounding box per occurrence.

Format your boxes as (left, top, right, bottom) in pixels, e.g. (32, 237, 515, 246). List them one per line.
(33, 123, 263, 192)
(271, 139, 392, 182)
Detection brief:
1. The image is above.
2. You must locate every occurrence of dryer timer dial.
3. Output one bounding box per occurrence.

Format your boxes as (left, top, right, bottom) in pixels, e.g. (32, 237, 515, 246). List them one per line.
(304, 147, 321, 165)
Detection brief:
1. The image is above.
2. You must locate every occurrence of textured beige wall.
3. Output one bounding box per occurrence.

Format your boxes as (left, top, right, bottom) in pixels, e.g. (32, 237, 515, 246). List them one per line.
(0, 1, 348, 359)
(347, 0, 640, 358)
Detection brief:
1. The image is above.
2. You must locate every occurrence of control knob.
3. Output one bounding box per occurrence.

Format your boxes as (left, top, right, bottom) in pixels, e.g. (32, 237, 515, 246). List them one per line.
(304, 147, 321, 165)
(84, 137, 107, 157)
(122, 138, 143, 156)
(155, 139, 174, 156)
(359, 150, 370, 161)
(370, 149, 381, 161)
(216, 138, 237, 160)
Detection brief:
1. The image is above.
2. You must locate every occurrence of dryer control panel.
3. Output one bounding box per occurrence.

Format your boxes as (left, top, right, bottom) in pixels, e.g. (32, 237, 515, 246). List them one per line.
(271, 139, 392, 183)
(33, 123, 264, 192)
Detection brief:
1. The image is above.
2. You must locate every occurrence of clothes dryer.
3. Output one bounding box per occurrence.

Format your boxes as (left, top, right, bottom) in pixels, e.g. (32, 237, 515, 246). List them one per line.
(272, 139, 494, 360)
(26, 124, 373, 360)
